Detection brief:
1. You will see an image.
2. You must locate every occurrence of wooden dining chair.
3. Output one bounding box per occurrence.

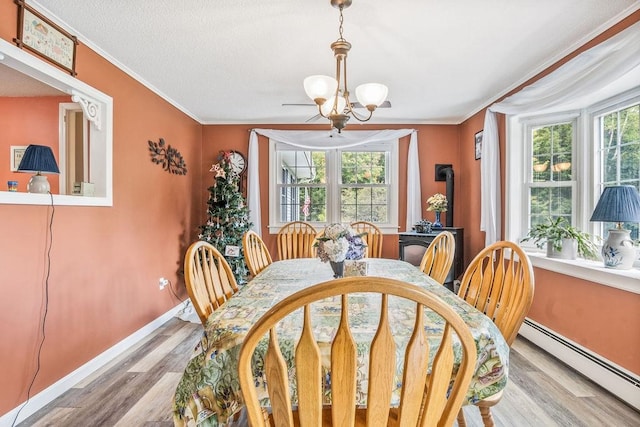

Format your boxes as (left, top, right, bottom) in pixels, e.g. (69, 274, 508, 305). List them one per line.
(243, 230, 273, 277)
(238, 277, 477, 427)
(418, 231, 456, 284)
(350, 221, 383, 258)
(456, 240, 535, 427)
(276, 221, 317, 260)
(184, 240, 239, 325)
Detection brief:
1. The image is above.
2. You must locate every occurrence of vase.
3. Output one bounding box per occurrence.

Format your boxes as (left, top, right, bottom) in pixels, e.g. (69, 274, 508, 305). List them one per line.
(432, 211, 443, 228)
(602, 229, 637, 270)
(329, 261, 344, 278)
(546, 239, 577, 260)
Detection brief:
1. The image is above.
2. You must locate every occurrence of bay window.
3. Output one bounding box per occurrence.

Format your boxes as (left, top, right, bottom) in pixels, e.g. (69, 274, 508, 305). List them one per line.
(507, 88, 640, 273)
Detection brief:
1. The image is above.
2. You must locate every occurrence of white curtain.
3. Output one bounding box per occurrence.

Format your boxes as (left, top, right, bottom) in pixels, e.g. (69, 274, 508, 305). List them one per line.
(247, 129, 419, 236)
(481, 21, 640, 246)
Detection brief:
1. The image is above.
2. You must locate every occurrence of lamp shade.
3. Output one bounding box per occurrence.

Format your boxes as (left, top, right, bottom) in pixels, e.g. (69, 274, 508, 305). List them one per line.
(304, 75, 338, 102)
(355, 83, 388, 108)
(590, 185, 640, 223)
(17, 144, 60, 174)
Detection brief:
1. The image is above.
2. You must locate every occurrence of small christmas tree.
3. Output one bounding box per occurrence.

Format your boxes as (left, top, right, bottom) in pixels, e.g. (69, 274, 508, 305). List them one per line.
(199, 151, 252, 284)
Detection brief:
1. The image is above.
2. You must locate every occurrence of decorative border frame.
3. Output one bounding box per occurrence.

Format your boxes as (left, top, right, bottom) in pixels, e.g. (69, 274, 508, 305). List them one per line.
(10, 145, 28, 171)
(474, 130, 483, 160)
(13, 0, 78, 76)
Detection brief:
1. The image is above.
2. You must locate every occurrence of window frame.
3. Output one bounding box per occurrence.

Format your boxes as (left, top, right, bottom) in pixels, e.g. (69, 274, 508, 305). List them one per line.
(268, 139, 399, 234)
(523, 113, 580, 233)
(506, 87, 640, 289)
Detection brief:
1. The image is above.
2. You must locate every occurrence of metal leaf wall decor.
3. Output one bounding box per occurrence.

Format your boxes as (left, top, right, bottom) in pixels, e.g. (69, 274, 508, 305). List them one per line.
(148, 137, 187, 175)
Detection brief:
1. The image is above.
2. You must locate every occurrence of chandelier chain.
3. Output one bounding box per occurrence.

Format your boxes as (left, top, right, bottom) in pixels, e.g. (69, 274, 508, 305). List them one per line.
(338, 6, 345, 41)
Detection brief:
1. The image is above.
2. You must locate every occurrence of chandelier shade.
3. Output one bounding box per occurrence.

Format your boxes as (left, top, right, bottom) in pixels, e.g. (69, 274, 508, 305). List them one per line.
(303, 75, 338, 103)
(304, 0, 388, 132)
(355, 83, 389, 109)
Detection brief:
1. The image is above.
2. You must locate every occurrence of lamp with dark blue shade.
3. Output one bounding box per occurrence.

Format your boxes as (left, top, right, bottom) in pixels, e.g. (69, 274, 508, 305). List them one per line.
(590, 185, 640, 270)
(16, 144, 60, 194)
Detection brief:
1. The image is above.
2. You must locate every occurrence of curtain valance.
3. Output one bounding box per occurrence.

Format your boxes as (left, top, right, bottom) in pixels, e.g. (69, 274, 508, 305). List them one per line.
(247, 129, 420, 235)
(481, 21, 640, 246)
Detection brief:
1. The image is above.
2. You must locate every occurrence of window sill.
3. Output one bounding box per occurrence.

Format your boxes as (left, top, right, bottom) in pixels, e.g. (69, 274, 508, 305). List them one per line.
(526, 251, 640, 295)
(0, 191, 112, 206)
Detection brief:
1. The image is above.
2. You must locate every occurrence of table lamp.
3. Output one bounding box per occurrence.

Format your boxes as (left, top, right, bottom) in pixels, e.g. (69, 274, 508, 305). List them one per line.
(16, 144, 60, 193)
(590, 185, 640, 269)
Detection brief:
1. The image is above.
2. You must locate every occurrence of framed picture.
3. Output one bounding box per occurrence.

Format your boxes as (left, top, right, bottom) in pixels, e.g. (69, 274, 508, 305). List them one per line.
(224, 245, 240, 257)
(474, 130, 483, 160)
(13, 0, 78, 76)
(10, 145, 28, 171)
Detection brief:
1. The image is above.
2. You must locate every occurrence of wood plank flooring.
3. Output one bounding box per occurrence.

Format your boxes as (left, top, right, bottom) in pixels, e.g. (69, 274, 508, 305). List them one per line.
(17, 317, 640, 426)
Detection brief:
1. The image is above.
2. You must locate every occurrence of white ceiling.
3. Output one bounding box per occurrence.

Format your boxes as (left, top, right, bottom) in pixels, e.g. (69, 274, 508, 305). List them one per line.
(29, 0, 640, 125)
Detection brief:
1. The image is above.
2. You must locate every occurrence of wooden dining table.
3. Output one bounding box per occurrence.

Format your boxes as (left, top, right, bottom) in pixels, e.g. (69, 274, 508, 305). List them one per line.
(172, 258, 510, 427)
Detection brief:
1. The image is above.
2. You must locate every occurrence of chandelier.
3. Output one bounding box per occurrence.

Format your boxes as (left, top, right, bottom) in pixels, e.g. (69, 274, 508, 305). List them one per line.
(303, 0, 388, 132)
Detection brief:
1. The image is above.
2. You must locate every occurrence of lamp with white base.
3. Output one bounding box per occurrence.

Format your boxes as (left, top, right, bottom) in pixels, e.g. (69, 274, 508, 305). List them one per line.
(590, 185, 640, 270)
(16, 144, 60, 193)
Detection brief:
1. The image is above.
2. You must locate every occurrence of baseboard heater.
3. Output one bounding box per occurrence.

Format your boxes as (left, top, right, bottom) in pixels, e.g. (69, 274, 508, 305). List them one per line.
(520, 318, 640, 411)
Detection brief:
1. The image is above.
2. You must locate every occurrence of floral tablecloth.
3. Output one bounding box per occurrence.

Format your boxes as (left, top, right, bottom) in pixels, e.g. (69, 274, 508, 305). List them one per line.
(172, 258, 509, 426)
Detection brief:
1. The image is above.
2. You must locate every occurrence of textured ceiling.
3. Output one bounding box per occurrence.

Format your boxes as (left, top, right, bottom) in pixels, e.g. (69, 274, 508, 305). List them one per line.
(25, 0, 640, 125)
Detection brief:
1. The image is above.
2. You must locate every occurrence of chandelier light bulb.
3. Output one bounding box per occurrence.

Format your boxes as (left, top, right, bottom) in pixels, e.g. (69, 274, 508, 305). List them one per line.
(304, 75, 338, 104)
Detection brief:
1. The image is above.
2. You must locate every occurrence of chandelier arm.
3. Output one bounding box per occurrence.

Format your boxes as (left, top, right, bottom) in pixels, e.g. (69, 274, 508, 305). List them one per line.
(345, 106, 374, 122)
(317, 105, 330, 119)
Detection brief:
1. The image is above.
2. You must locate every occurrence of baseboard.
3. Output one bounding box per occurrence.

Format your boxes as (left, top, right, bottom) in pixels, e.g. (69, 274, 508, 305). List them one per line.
(519, 318, 640, 411)
(0, 303, 187, 427)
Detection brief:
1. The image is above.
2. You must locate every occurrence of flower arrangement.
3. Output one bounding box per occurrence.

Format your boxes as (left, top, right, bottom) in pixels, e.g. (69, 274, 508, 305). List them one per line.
(316, 223, 367, 263)
(426, 193, 448, 212)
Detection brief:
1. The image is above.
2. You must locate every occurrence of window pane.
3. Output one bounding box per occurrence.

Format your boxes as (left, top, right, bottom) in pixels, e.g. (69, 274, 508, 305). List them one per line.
(278, 149, 327, 222)
(341, 151, 387, 184)
(532, 122, 573, 182)
(280, 186, 326, 222)
(619, 105, 639, 145)
(620, 142, 640, 181)
(530, 186, 572, 227)
(279, 150, 325, 184)
(596, 102, 640, 241)
(340, 187, 388, 222)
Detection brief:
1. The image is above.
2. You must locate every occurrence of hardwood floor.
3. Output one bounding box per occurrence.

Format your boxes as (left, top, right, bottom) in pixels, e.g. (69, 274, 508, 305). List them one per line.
(17, 317, 639, 426)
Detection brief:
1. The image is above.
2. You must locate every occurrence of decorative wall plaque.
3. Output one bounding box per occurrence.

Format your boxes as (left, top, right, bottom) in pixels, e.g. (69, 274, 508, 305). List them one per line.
(148, 138, 187, 175)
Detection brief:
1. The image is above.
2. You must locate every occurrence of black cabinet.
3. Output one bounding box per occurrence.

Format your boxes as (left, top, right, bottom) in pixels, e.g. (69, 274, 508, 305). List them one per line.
(398, 227, 464, 288)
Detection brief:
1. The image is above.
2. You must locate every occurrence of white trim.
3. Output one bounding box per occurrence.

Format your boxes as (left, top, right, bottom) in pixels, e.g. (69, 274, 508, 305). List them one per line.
(527, 252, 640, 294)
(0, 38, 113, 207)
(519, 319, 640, 411)
(0, 304, 187, 426)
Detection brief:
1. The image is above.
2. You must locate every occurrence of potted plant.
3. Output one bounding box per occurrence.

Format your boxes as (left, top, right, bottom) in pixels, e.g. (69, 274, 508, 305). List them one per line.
(521, 217, 599, 260)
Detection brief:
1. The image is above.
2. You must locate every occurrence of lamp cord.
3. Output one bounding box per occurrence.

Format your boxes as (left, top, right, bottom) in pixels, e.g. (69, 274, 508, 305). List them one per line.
(11, 192, 55, 427)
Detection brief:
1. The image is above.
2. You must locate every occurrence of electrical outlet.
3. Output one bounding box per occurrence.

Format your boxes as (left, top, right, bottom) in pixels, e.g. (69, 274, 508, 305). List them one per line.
(158, 277, 169, 290)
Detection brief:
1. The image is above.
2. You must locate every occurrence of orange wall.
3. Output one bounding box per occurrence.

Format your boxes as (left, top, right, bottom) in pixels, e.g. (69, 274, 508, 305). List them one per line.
(0, 0, 203, 414)
(528, 269, 640, 372)
(201, 124, 460, 259)
(0, 96, 70, 193)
